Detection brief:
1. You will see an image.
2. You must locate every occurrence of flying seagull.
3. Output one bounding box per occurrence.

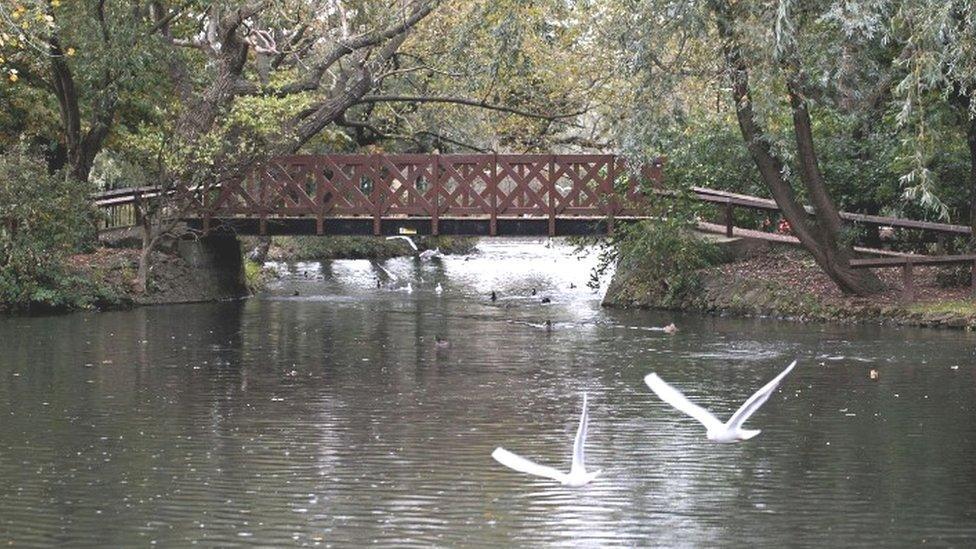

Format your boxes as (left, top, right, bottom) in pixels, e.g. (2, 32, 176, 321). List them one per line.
(386, 235, 419, 252)
(491, 393, 600, 487)
(644, 360, 797, 443)
(419, 248, 442, 261)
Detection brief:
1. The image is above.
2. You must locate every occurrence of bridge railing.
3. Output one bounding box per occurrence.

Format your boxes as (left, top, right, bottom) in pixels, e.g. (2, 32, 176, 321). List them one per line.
(182, 154, 664, 236)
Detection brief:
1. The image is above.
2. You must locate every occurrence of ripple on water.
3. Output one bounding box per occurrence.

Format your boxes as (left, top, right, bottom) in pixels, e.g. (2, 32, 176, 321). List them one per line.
(1, 239, 976, 546)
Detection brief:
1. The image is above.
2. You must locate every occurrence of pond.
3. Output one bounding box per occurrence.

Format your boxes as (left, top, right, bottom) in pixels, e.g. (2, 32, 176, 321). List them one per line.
(1, 239, 975, 546)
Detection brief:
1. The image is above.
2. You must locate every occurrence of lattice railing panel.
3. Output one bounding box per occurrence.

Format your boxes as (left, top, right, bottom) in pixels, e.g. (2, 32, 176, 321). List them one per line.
(200, 154, 663, 233)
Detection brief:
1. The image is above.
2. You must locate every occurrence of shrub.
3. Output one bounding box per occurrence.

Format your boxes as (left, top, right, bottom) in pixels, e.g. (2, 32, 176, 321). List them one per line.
(0, 145, 102, 312)
(609, 219, 718, 305)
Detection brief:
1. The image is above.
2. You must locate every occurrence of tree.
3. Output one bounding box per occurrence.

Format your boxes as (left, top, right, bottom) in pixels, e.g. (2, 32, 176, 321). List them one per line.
(0, 1, 174, 181)
(602, 0, 885, 295)
(893, 1, 976, 234)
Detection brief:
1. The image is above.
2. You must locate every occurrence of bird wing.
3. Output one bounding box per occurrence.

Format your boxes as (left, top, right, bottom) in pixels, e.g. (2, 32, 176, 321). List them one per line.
(644, 373, 724, 431)
(386, 235, 418, 251)
(571, 393, 589, 475)
(492, 447, 567, 483)
(726, 360, 797, 430)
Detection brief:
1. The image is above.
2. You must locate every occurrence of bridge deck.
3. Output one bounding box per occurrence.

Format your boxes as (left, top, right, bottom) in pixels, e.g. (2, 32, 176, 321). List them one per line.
(186, 216, 642, 237)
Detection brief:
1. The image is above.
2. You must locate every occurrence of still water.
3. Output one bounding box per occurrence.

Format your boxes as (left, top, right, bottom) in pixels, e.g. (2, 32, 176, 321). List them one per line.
(1, 239, 976, 547)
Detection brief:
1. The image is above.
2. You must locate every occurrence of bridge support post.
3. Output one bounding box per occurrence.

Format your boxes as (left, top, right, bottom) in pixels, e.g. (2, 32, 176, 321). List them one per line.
(177, 233, 248, 299)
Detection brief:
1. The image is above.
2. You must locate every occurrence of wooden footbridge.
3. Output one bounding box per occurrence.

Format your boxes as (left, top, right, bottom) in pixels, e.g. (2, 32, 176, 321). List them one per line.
(100, 154, 664, 237)
(92, 152, 976, 299)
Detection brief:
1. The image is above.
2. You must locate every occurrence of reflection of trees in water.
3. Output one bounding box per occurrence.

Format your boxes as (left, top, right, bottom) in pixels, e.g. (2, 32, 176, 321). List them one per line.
(7, 280, 976, 543)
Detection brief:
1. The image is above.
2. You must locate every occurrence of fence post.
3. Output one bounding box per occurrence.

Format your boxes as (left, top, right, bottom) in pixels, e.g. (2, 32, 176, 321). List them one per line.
(431, 154, 440, 236)
(547, 155, 556, 237)
(902, 259, 914, 302)
(724, 199, 734, 237)
(372, 155, 382, 236)
(490, 153, 498, 237)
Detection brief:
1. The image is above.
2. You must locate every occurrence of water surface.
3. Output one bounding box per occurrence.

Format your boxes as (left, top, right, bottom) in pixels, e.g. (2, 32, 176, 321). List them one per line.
(1, 239, 975, 546)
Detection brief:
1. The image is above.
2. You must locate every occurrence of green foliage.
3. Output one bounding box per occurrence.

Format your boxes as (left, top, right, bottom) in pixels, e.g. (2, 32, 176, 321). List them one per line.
(605, 219, 718, 306)
(660, 115, 765, 196)
(0, 146, 107, 311)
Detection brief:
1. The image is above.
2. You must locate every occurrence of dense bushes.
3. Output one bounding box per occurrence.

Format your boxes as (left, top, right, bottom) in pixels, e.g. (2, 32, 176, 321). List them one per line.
(609, 218, 719, 306)
(0, 146, 112, 312)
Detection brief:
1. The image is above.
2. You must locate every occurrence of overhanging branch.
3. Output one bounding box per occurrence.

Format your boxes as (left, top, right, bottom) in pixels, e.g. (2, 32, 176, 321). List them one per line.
(355, 95, 585, 122)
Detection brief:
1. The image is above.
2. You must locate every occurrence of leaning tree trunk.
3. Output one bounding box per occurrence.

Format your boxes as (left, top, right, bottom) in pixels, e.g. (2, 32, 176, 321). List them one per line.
(711, 0, 882, 296)
(967, 112, 976, 239)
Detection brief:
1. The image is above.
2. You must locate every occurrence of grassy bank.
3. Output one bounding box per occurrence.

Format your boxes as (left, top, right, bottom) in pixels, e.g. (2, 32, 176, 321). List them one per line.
(603, 245, 976, 330)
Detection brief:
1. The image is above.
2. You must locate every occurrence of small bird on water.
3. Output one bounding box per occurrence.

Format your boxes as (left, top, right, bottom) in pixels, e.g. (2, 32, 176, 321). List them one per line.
(434, 336, 450, 349)
(490, 291, 498, 302)
(869, 368, 879, 381)
(663, 323, 678, 334)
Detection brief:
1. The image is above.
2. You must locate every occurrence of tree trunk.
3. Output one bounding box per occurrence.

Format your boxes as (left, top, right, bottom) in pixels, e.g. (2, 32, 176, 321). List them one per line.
(710, 0, 882, 295)
(136, 199, 155, 294)
(967, 110, 976, 239)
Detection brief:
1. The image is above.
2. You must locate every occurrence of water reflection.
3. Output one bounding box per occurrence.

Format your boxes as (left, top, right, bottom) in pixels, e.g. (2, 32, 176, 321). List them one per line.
(1, 238, 976, 546)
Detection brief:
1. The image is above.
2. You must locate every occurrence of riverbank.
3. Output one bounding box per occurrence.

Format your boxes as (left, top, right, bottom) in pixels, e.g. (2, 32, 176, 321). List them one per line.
(1, 239, 265, 315)
(65, 246, 262, 310)
(603, 244, 976, 329)
(1, 234, 475, 315)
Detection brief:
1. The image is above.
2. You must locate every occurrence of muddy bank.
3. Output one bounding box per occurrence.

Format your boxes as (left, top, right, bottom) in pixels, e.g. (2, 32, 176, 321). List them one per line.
(603, 246, 976, 330)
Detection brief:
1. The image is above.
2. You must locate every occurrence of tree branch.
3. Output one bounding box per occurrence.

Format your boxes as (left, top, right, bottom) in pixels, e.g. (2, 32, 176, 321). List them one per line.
(354, 95, 585, 122)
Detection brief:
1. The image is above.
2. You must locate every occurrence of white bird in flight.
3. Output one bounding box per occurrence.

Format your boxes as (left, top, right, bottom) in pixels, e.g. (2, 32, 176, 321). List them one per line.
(644, 360, 797, 443)
(386, 235, 419, 252)
(491, 393, 600, 487)
(418, 248, 442, 261)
